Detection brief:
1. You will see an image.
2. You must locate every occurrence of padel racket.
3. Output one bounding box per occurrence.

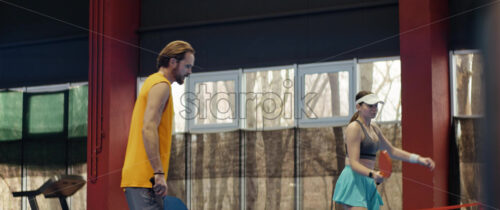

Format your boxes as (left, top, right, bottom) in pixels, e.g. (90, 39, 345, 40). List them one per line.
(378, 150, 392, 178)
(150, 177, 188, 210)
(371, 150, 393, 201)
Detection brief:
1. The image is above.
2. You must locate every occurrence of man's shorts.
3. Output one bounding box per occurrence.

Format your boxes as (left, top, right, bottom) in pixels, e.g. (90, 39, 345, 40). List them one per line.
(125, 187, 163, 210)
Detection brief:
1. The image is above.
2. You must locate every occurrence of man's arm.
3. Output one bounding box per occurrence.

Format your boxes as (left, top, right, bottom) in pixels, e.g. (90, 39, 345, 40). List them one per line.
(142, 82, 170, 196)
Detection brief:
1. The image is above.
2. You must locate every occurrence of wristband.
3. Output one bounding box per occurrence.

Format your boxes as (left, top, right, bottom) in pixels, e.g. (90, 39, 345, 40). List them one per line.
(154, 172, 165, 175)
(409, 154, 420, 164)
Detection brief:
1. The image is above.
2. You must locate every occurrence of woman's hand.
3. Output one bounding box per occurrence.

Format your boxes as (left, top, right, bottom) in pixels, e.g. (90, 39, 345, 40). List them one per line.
(373, 171, 385, 185)
(418, 157, 435, 171)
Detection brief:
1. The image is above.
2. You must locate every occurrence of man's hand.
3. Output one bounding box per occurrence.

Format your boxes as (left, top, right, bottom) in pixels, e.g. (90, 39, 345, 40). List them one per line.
(152, 174, 168, 197)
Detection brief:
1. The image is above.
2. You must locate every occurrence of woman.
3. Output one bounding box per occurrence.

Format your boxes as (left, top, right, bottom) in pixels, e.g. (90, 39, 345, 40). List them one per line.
(333, 91, 435, 210)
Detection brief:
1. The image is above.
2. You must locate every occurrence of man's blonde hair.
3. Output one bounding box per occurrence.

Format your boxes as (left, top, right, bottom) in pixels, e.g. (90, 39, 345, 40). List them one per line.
(156, 40, 195, 69)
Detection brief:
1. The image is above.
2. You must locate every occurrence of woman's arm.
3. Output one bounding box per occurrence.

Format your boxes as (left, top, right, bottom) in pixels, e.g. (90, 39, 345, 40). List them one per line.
(373, 124, 435, 170)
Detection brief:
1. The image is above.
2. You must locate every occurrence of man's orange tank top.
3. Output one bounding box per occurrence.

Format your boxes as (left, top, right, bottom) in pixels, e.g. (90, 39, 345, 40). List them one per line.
(121, 72, 174, 188)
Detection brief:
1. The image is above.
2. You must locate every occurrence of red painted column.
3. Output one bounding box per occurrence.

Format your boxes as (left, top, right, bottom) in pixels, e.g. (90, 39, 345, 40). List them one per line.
(88, 0, 139, 209)
(399, 0, 450, 209)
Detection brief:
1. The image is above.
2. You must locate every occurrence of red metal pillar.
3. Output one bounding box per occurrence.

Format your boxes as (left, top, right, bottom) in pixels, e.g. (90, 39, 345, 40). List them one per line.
(399, 0, 450, 208)
(88, 0, 139, 209)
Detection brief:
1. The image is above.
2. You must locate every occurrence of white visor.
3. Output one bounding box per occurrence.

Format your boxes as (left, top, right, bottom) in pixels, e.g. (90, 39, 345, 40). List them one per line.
(355, 94, 384, 105)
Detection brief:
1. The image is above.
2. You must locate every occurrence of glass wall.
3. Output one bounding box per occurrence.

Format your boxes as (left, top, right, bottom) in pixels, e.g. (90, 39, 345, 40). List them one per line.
(2, 51, 486, 209)
(243, 66, 295, 130)
(358, 58, 401, 122)
(147, 57, 403, 210)
(450, 50, 483, 207)
(0, 84, 88, 210)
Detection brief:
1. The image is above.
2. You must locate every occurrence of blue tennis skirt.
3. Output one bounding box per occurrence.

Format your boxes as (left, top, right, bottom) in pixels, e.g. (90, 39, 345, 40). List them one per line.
(333, 166, 384, 210)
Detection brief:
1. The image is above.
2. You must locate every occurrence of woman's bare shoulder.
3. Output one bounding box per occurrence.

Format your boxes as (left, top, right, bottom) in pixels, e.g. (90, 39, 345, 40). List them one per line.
(346, 121, 362, 133)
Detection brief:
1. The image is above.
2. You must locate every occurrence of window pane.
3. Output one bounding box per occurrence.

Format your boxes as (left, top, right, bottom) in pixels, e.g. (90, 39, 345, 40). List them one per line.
(193, 80, 236, 125)
(25, 138, 66, 209)
(28, 93, 65, 134)
(0, 162, 22, 209)
(190, 132, 240, 210)
(244, 68, 294, 129)
(245, 129, 294, 210)
(69, 85, 88, 138)
(0, 91, 23, 141)
(454, 118, 481, 206)
(166, 135, 186, 202)
(304, 71, 349, 119)
(299, 127, 343, 210)
(172, 83, 186, 133)
(453, 53, 484, 116)
(69, 163, 87, 210)
(358, 59, 402, 121)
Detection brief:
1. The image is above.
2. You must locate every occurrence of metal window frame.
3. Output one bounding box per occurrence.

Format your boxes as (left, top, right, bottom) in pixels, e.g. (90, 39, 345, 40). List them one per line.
(357, 56, 402, 123)
(357, 56, 400, 64)
(450, 51, 457, 117)
(297, 59, 356, 128)
(136, 77, 146, 97)
(243, 64, 296, 73)
(5, 82, 88, 93)
(186, 70, 241, 133)
(241, 64, 297, 130)
(449, 49, 483, 117)
(172, 83, 188, 135)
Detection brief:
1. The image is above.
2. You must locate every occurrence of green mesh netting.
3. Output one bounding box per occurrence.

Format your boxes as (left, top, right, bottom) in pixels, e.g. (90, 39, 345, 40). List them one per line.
(28, 92, 65, 134)
(69, 85, 88, 138)
(0, 91, 23, 141)
(1, 86, 89, 209)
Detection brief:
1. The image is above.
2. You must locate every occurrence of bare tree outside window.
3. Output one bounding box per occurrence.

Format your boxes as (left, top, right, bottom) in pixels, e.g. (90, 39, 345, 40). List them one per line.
(358, 59, 402, 122)
(453, 53, 484, 116)
(304, 72, 350, 119)
(243, 68, 294, 129)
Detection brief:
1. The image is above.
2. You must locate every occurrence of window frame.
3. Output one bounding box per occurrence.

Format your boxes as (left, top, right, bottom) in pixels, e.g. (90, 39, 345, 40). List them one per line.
(241, 64, 297, 130)
(357, 56, 402, 124)
(297, 59, 356, 127)
(186, 70, 241, 133)
(449, 49, 483, 118)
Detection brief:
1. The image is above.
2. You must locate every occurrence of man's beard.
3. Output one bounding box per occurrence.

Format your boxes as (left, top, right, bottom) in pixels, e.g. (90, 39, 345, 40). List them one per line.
(175, 74, 184, 84)
(173, 67, 185, 84)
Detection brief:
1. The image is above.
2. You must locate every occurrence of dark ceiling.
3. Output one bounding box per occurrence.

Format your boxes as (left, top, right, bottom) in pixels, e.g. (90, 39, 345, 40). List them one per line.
(0, 0, 491, 89)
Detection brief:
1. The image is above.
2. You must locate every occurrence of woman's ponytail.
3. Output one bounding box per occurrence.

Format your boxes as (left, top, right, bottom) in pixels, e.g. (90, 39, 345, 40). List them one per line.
(349, 111, 359, 123)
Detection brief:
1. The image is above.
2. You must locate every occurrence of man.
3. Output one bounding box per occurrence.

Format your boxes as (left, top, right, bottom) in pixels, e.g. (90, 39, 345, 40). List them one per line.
(121, 40, 195, 209)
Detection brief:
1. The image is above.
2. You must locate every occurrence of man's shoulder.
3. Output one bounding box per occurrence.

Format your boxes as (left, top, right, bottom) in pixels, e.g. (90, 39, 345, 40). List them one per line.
(143, 73, 170, 87)
(150, 82, 170, 96)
